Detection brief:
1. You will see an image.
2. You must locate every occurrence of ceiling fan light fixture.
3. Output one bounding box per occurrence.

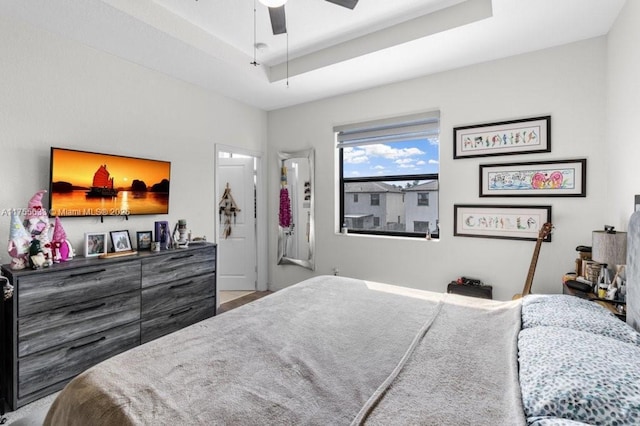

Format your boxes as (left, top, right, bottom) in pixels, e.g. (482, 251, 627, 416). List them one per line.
(258, 0, 287, 7)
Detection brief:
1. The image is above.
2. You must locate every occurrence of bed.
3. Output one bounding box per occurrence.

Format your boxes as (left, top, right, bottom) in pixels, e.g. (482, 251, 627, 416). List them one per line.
(44, 221, 640, 425)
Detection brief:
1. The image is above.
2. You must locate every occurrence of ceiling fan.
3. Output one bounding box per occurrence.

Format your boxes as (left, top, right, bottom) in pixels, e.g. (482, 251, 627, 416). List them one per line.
(259, 0, 359, 35)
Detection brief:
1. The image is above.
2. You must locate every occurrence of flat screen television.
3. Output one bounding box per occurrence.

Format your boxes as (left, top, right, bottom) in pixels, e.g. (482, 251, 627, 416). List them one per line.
(49, 147, 171, 217)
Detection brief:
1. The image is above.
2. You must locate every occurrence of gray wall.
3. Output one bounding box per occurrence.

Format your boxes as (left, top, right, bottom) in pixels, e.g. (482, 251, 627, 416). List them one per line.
(607, 0, 640, 228)
(0, 15, 267, 261)
(267, 37, 609, 300)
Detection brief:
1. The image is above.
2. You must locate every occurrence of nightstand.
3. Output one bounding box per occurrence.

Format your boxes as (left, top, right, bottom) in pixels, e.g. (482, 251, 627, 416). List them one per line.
(562, 282, 626, 321)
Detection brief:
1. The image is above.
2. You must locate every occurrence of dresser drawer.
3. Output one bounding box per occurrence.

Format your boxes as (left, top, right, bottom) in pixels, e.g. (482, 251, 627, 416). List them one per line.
(18, 290, 140, 357)
(18, 322, 140, 399)
(141, 246, 215, 288)
(141, 272, 215, 318)
(18, 261, 141, 316)
(141, 296, 215, 344)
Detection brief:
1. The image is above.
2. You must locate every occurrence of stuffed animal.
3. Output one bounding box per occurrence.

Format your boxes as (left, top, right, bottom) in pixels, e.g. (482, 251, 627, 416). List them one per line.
(7, 211, 31, 270)
(51, 216, 73, 262)
(28, 237, 46, 269)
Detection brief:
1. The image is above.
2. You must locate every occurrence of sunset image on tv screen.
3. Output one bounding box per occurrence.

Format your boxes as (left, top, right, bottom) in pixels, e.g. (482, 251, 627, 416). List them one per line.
(49, 148, 171, 217)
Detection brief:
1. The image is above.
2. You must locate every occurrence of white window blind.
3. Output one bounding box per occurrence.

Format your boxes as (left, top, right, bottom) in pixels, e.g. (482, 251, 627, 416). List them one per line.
(335, 111, 440, 148)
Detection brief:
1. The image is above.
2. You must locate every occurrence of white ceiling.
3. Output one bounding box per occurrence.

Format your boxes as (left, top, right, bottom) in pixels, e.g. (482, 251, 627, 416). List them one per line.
(0, 0, 626, 111)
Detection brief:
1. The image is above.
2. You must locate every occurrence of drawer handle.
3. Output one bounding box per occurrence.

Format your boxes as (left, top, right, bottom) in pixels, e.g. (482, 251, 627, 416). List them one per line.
(69, 336, 106, 351)
(68, 269, 107, 278)
(168, 253, 195, 261)
(169, 280, 194, 290)
(69, 302, 107, 315)
(170, 307, 193, 317)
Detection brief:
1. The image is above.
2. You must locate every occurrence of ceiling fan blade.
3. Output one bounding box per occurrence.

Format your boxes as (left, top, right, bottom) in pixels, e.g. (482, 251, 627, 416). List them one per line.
(325, 0, 359, 10)
(268, 6, 287, 35)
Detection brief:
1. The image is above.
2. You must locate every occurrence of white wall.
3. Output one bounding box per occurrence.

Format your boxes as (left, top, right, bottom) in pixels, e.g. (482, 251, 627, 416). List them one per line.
(268, 38, 609, 300)
(607, 0, 640, 228)
(0, 15, 267, 258)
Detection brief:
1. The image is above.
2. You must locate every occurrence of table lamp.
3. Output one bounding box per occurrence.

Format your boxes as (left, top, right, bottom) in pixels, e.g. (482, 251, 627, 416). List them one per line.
(592, 225, 627, 293)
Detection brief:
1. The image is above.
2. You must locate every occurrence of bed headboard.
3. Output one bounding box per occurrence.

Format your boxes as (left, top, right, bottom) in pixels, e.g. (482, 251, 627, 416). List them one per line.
(627, 211, 640, 332)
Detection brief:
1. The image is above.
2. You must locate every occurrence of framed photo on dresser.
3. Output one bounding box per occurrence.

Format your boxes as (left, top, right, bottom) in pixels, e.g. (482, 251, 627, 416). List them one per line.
(84, 232, 107, 257)
(110, 230, 132, 252)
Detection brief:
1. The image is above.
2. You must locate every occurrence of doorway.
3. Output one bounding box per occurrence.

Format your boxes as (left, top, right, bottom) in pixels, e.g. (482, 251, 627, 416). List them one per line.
(215, 145, 267, 297)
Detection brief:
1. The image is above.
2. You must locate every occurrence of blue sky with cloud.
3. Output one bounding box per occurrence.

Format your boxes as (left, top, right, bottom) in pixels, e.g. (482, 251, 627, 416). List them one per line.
(343, 138, 439, 178)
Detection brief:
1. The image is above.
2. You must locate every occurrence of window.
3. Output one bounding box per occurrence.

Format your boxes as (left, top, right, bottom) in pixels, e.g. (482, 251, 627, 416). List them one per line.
(337, 111, 440, 238)
(414, 221, 430, 233)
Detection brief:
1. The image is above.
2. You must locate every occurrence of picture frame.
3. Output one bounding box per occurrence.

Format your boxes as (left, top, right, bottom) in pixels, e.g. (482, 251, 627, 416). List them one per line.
(154, 221, 170, 249)
(479, 159, 586, 197)
(84, 232, 108, 257)
(454, 116, 551, 159)
(453, 204, 552, 241)
(110, 230, 133, 252)
(136, 231, 153, 251)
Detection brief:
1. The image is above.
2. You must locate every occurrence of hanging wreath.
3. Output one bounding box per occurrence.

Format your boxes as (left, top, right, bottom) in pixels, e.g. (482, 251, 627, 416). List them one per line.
(218, 183, 240, 239)
(279, 165, 292, 228)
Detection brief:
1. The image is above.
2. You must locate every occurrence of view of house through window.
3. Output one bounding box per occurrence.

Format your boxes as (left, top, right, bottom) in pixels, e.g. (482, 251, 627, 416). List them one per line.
(336, 111, 440, 238)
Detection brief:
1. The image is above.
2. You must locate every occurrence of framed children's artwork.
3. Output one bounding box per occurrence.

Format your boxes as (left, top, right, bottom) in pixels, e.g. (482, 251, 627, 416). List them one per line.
(479, 159, 586, 197)
(453, 204, 552, 241)
(110, 230, 132, 252)
(84, 232, 107, 257)
(136, 231, 152, 251)
(454, 116, 551, 159)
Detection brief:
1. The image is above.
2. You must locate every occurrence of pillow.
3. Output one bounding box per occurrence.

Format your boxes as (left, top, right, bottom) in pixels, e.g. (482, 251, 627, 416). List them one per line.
(522, 295, 639, 346)
(519, 326, 640, 425)
(523, 294, 608, 312)
(528, 417, 592, 425)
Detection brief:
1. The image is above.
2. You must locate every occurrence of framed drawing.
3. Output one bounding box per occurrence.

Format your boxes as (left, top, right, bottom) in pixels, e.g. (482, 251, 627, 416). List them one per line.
(479, 159, 586, 197)
(136, 231, 152, 251)
(110, 230, 132, 252)
(84, 232, 107, 257)
(454, 116, 551, 159)
(454, 204, 552, 241)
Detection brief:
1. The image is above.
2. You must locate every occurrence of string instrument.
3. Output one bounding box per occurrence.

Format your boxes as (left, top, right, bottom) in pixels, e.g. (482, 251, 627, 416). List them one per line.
(513, 222, 553, 300)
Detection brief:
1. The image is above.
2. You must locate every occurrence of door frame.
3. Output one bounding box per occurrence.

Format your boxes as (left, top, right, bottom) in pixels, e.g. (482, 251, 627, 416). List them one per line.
(214, 144, 267, 292)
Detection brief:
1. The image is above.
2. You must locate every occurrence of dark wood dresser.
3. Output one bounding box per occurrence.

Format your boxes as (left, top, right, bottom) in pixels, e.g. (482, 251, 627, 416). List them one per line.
(0, 243, 216, 410)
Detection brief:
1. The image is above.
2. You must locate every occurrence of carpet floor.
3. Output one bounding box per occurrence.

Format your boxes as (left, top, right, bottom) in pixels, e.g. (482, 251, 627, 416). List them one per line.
(2, 392, 58, 425)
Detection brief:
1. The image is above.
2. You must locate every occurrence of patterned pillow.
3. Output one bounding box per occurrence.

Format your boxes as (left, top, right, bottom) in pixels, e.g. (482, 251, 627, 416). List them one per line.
(528, 417, 592, 425)
(523, 294, 605, 312)
(519, 326, 640, 425)
(522, 295, 639, 345)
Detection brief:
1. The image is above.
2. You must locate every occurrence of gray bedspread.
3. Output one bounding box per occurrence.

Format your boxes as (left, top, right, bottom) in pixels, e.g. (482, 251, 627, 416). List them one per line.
(44, 275, 525, 425)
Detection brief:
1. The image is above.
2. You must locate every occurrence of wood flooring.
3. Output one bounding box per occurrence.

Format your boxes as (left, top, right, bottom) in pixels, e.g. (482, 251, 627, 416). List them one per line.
(217, 291, 272, 314)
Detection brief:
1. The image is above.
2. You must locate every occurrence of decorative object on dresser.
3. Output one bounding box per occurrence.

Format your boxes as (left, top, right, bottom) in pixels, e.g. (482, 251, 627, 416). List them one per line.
(109, 230, 132, 252)
(83, 232, 107, 257)
(174, 219, 189, 248)
(136, 231, 152, 251)
(154, 221, 170, 250)
(7, 211, 31, 270)
(0, 243, 217, 410)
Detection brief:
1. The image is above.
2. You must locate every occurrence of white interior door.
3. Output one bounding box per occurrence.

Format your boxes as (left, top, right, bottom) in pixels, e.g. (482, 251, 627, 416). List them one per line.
(217, 155, 257, 291)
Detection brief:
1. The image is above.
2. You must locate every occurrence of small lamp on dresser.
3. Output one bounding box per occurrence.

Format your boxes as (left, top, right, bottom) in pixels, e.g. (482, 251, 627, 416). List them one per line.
(592, 225, 627, 298)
